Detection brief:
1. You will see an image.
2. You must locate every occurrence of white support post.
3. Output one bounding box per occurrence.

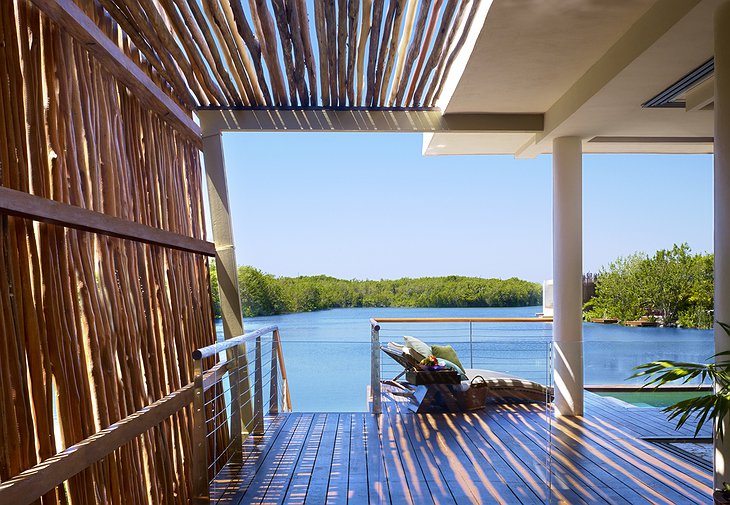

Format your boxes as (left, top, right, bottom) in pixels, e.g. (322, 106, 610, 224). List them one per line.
(714, 0, 730, 489)
(202, 133, 254, 428)
(552, 136, 584, 416)
(202, 133, 244, 339)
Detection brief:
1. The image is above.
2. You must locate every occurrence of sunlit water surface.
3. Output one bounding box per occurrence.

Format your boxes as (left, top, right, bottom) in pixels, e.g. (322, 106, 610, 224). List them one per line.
(215, 306, 712, 412)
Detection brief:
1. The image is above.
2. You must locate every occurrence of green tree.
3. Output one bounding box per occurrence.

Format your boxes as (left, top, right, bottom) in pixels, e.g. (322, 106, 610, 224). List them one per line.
(209, 259, 222, 319)
(585, 253, 647, 322)
(233, 266, 543, 316)
(584, 244, 714, 328)
(238, 266, 285, 317)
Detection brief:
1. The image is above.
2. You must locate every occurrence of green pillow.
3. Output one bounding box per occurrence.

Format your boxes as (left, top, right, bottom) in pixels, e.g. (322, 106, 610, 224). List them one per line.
(403, 335, 432, 361)
(437, 358, 468, 381)
(432, 344, 466, 374)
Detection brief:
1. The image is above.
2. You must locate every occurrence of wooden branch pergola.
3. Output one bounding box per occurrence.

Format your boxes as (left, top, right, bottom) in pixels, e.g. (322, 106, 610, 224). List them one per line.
(34, 0, 483, 111)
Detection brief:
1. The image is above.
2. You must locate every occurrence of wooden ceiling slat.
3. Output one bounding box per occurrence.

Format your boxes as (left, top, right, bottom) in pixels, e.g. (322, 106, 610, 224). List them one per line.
(270, 0, 299, 103)
(324, 0, 338, 104)
(285, 0, 311, 105)
(388, 0, 417, 106)
(422, 0, 468, 106)
(412, 0, 458, 105)
(372, 0, 398, 105)
(137, 0, 205, 104)
(313, 0, 330, 105)
(228, 0, 273, 105)
(219, 0, 266, 104)
(345, 0, 359, 105)
(336, 0, 347, 103)
(295, 0, 318, 106)
(393, 0, 431, 106)
(109, 0, 198, 107)
(377, 0, 405, 105)
(365, 0, 384, 106)
(251, 0, 289, 105)
(203, 0, 254, 104)
(182, 0, 242, 103)
(355, 0, 372, 104)
(65, 0, 479, 112)
(426, 0, 480, 107)
(158, 0, 226, 105)
(405, 0, 442, 105)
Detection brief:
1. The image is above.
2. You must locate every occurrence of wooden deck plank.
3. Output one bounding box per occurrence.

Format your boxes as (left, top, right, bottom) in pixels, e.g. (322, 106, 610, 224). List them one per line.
(484, 406, 615, 504)
(550, 414, 709, 504)
(212, 415, 291, 504)
(382, 397, 448, 504)
(364, 414, 390, 504)
(326, 414, 352, 504)
(237, 414, 310, 504)
(262, 414, 318, 504)
(345, 414, 370, 505)
(219, 392, 712, 505)
(499, 404, 642, 505)
(304, 414, 340, 504)
(281, 413, 327, 504)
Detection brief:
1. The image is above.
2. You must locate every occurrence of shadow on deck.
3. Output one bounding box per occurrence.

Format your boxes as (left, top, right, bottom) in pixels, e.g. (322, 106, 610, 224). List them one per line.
(209, 391, 712, 504)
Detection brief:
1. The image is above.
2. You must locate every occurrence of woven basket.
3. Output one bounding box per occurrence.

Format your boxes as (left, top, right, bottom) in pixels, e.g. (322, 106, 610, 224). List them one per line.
(457, 376, 490, 411)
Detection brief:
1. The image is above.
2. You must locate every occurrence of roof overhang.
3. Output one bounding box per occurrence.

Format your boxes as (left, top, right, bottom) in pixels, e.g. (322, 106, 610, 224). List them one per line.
(424, 0, 719, 157)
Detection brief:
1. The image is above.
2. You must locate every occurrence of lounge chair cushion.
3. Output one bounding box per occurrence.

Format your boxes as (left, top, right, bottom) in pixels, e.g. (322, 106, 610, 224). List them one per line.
(403, 335, 431, 361)
(431, 345, 466, 374)
(463, 368, 554, 402)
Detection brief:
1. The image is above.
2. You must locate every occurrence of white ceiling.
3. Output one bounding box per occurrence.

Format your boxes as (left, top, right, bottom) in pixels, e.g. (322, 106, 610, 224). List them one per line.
(426, 0, 718, 156)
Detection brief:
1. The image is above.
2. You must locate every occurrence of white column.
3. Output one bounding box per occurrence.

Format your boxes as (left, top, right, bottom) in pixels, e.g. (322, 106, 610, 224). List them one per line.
(552, 136, 584, 416)
(714, 0, 730, 488)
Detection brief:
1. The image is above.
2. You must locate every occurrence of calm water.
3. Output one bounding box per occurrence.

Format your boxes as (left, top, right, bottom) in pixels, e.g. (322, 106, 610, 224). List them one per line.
(216, 306, 713, 412)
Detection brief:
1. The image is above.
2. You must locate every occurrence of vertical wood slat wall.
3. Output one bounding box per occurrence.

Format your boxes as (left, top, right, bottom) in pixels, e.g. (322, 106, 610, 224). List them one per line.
(0, 1, 216, 503)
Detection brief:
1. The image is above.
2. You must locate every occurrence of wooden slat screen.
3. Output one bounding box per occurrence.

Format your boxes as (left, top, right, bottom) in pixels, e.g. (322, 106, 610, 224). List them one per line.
(0, 1, 216, 503)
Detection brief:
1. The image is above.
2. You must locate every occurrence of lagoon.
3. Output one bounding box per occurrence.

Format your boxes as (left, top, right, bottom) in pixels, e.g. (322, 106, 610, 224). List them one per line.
(217, 306, 713, 412)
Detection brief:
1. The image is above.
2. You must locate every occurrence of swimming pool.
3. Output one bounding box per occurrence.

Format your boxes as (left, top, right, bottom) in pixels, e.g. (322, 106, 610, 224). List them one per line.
(596, 390, 709, 408)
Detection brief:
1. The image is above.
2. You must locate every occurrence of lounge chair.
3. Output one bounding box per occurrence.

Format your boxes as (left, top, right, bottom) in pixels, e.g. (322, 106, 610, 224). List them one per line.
(381, 343, 554, 406)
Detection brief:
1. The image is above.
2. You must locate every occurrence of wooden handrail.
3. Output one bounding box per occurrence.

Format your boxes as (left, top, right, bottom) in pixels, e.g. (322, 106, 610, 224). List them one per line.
(371, 317, 553, 324)
(192, 325, 278, 359)
(0, 383, 194, 505)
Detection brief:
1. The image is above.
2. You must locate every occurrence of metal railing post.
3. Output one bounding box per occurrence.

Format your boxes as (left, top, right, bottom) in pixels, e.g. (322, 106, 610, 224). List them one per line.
(270, 336, 279, 415)
(469, 321, 474, 369)
(191, 358, 209, 504)
(229, 344, 243, 462)
(273, 329, 292, 412)
(371, 322, 381, 415)
(254, 335, 264, 435)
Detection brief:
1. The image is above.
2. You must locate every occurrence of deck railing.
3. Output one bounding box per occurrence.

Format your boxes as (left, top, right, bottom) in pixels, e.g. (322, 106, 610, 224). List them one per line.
(190, 325, 291, 504)
(370, 317, 553, 414)
(0, 325, 291, 505)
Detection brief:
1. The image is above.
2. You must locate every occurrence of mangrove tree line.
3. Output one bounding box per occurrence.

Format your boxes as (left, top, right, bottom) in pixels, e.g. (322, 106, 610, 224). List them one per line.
(209, 263, 542, 317)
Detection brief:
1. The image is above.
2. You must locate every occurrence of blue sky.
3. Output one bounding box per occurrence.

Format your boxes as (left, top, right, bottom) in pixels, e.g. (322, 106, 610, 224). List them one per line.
(207, 133, 713, 283)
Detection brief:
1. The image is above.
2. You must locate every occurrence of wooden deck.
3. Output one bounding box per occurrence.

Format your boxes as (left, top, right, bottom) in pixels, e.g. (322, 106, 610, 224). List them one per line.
(210, 391, 712, 504)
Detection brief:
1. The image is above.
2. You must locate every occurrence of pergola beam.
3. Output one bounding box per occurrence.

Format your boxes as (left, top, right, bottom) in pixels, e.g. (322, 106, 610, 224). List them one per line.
(29, 0, 201, 145)
(197, 108, 543, 135)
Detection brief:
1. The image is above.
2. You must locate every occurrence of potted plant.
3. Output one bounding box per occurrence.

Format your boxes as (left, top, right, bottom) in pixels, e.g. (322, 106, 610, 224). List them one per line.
(631, 322, 730, 504)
